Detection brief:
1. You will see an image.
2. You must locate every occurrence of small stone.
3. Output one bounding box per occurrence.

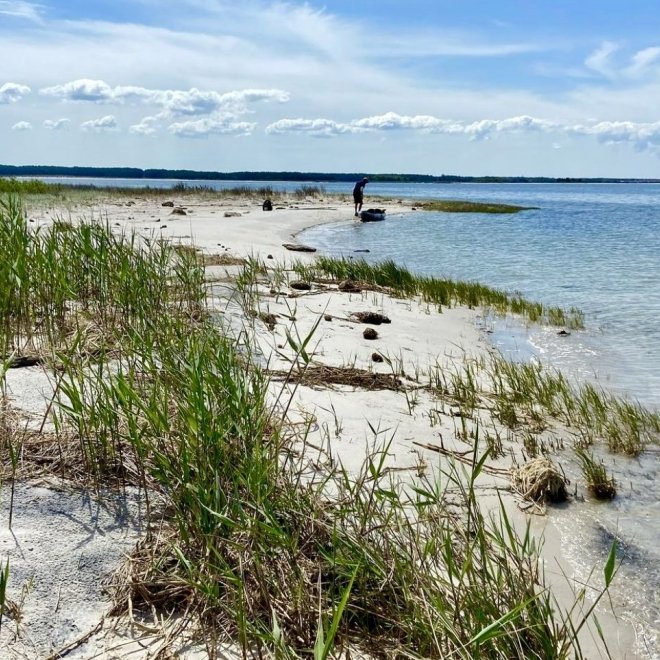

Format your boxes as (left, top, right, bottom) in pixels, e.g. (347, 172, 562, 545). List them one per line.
(324, 314, 332, 321)
(290, 281, 311, 291)
(267, 254, 273, 259)
(162, 201, 175, 207)
(557, 329, 571, 336)
(224, 211, 242, 217)
(160, 225, 168, 229)
(363, 328, 378, 340)
(371, 352, 384, 362)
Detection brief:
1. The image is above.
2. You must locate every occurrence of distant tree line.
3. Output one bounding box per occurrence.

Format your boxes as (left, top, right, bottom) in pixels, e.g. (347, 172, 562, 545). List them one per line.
(0, 164, 655, 184)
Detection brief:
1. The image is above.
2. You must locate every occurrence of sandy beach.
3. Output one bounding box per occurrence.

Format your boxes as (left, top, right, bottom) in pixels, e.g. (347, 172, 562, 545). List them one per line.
(0, 190, 646, 658)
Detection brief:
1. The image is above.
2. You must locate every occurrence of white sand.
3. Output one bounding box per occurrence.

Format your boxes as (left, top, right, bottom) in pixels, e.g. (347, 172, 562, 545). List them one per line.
(0, 193, 641, 658)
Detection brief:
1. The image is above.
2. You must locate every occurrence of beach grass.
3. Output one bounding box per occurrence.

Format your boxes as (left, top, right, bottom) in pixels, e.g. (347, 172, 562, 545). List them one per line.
(0, 197, 621, 657)
(294, 256, 585, 329)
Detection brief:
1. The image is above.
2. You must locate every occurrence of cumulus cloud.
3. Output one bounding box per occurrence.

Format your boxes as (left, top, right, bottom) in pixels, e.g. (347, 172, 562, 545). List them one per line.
(43, 118, 71, 130)
(265, 118, 361, 138)
(265, 111, 660, 156)
(267, 113, 557, 140)
(569, 120, 660, 151)
(129, 115, 160, 136)
(40, 79, 289, 118)
(80, 115, 118, 132)
(11, 121, 32, 131)
(167, 116, 256, 138)
(0, 82, 31, 104)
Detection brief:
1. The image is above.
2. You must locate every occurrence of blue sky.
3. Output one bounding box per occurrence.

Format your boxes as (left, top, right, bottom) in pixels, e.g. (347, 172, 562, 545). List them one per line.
(2, 0, 660, 176)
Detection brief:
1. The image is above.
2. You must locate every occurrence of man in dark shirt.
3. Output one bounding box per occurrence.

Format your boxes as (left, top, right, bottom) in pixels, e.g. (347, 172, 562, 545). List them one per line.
(353, 177, 369, 216)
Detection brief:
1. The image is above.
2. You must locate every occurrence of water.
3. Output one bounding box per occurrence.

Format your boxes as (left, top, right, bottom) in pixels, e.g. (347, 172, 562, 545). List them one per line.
(301, 183, 660, 409)
(299, 182, 660, 656)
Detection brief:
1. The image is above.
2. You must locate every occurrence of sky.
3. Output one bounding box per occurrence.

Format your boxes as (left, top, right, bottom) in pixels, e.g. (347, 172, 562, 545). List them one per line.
(2, 0, 660, 176)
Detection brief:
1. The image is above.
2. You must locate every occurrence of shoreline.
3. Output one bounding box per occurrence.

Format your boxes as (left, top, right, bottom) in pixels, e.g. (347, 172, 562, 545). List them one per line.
(0, 190, 649, 658)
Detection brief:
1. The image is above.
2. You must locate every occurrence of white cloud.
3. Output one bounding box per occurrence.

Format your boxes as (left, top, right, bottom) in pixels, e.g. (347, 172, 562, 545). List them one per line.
(80, 115, 118, 132)
(167, 116, 256, 138)
(43, 118, 71, 130)
(351, 112, 463, 133)
(266, 111, 660, 156)
(40, 79, 289, 118)
(267, 113, 557, 140)
(129, 115, 160, 136)
(0, 1, 42, 21)
(0, 82, 31, 104)
(463, 115, 557, 140)
(265, 118, 360, 138)
(11, 120, 32, 131)
(570, 120, 660, 151)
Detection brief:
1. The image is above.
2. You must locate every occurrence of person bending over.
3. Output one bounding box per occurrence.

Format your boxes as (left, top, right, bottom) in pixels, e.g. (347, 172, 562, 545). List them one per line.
(353, 177, 369, 216)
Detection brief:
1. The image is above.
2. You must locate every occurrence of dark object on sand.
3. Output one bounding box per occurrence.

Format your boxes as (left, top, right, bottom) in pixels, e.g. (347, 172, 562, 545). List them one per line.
(372, 352, 384, 363)
(360, 208, 386, 222)
(162, 200, 174, 207)
(282, 243, 317, 253)
(353, 311, 391, 325)
(557, 329, 571, 336)
(171, 207, 187, 215)
(290, 281, 311, 291)
(262, 199, 273, 211)
(363, 328, 378, 340)
(338, 280, 361, 292)
(224, 211, 242, 218)
(8, 355, 41, 368)
(324, 314, 333, 321)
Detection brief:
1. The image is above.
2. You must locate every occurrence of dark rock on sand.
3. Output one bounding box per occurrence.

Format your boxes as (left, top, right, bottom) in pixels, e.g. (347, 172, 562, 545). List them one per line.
(224, 211, 242, 217)
(290, 281, 312, 291)
(162, 201, 175, 207)
(372, 352, 384, 362)
(363, 328, 378, 340)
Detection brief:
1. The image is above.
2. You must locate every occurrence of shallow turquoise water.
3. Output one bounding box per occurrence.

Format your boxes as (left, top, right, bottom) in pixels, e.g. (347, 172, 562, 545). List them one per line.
(301, 183, 660, 409)
(300, 182, 660, 655)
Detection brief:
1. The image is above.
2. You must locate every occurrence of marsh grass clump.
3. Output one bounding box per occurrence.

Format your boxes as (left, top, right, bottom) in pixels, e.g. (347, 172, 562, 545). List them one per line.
(293, 184, 326, 198)
(419, 200, 538, 213)
(574, 448, 617, 500)
(298, 256, 585, 329)
(512, 458, 568, 504)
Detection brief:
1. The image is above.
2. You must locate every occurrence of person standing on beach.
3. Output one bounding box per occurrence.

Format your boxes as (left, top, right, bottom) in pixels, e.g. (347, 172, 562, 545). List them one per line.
(353, 177, 369, 216)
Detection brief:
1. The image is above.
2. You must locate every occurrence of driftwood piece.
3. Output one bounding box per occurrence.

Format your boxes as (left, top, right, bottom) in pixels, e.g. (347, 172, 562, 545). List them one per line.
(282, 243, 317, 253)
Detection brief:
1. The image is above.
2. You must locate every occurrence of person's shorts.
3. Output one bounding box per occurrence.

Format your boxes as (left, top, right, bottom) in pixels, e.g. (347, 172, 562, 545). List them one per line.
(353, 192, 363, 203)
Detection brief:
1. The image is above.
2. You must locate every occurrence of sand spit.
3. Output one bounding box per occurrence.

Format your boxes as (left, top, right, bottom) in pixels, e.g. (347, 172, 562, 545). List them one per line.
(0, 191, 644, 658)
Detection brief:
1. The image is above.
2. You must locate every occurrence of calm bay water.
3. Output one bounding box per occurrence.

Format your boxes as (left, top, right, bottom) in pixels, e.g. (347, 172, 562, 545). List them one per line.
(27, 176, 660, 653)
(301, 182, 660, 409)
